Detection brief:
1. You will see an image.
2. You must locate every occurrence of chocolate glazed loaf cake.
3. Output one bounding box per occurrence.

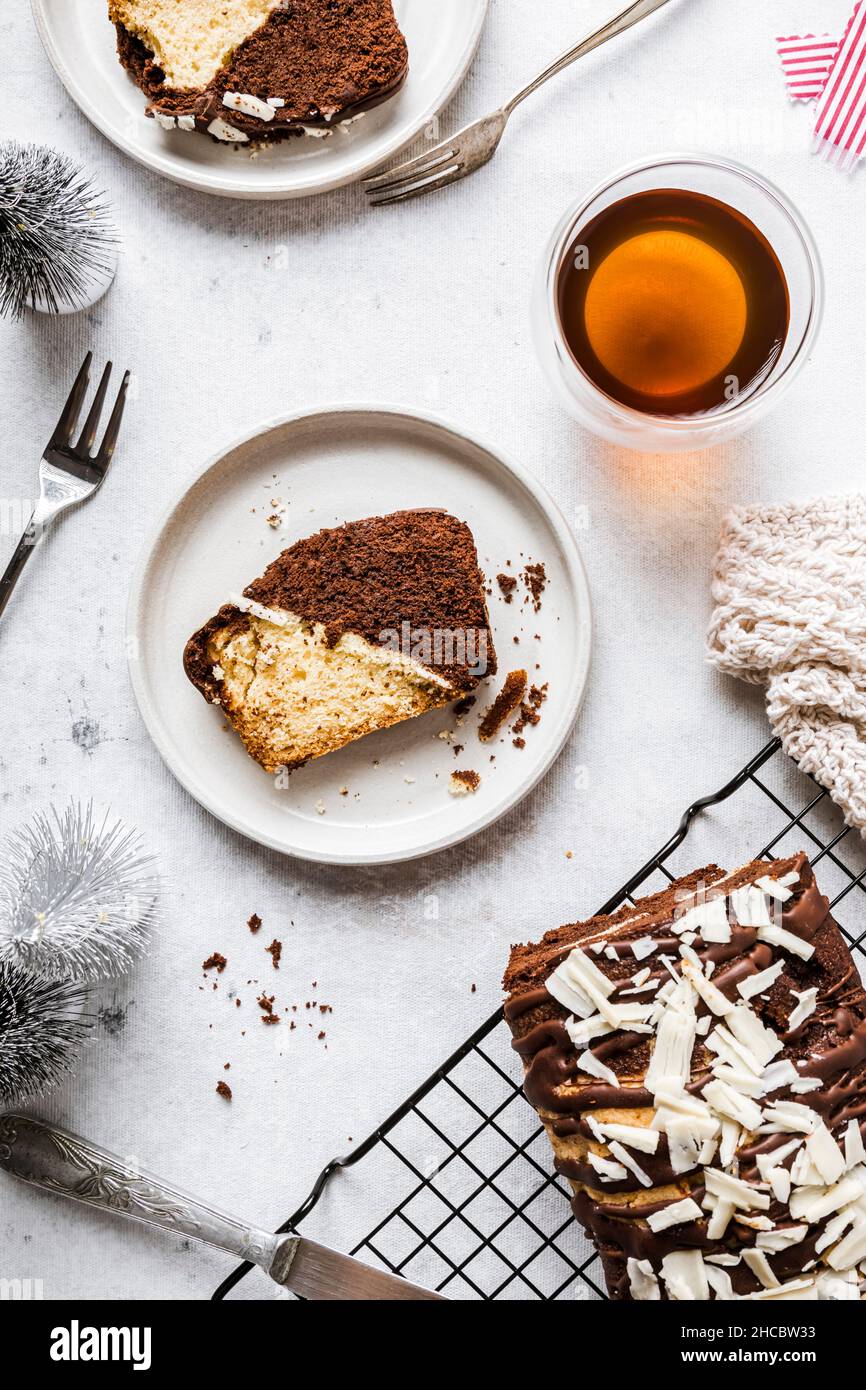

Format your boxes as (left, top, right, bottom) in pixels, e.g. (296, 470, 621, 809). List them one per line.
(504, 853, 866, 1301)
(184, 510, 496, 775)
(110, 0, 408, 142)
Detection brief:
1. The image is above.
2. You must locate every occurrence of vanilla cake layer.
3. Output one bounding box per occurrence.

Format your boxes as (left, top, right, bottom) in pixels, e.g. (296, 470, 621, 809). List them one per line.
(203, 605, 454, 775)
(110, 0, 278, 90)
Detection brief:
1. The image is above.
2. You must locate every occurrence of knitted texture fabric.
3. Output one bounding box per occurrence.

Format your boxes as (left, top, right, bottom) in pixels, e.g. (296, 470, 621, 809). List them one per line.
(707, 494, 866, 833)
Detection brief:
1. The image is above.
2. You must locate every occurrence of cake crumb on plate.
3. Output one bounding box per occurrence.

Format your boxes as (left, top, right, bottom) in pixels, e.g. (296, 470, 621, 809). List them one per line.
(450, 769, 481, 796)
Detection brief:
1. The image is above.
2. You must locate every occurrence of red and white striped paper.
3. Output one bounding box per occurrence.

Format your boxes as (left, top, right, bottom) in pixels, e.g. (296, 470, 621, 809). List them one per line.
(777, 5, 866, 170)
(814, 2, 866, 169)
(776, 32, 840, 102)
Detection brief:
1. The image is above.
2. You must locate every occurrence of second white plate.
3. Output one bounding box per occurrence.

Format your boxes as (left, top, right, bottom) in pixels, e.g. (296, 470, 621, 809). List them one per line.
(127, 406, 592, 864)
(31, 0, 489, 198)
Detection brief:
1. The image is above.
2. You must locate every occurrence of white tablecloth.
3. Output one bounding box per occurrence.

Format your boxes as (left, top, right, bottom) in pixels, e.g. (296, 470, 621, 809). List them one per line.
(1, 0, 859, 1300)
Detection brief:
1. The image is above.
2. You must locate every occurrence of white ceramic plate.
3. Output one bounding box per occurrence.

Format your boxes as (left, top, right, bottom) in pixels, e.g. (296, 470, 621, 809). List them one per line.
(31, 0, 489, 198)
(128, 407, 592, 864)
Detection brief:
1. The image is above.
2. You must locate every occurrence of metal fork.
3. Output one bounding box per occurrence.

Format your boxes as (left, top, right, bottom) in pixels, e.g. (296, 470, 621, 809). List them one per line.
(0, 352, 130, 621)
(364, 0, 676, 206)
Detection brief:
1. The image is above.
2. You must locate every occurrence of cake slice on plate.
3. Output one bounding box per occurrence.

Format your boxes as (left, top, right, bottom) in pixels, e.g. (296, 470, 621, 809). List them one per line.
(184, 510, 497, 774)
(109, 0, 409, 141)
(504, 852, 866, 1301)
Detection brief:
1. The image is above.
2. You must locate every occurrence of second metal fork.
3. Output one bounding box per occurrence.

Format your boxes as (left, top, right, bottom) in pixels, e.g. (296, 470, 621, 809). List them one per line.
(364, 0, 676, 206)
(0, 352, 130, 621)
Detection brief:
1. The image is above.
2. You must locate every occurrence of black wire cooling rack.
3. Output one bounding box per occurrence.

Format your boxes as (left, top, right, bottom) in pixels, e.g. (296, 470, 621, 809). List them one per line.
(213, 737, 866, 1301)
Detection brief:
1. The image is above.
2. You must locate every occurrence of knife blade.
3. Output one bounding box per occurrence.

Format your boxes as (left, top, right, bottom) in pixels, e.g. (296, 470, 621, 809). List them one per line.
(273, 1236, 447, 1301)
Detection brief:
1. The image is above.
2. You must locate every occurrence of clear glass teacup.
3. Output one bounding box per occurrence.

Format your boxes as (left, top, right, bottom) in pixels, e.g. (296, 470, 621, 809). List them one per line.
(532, 155, 824, 453)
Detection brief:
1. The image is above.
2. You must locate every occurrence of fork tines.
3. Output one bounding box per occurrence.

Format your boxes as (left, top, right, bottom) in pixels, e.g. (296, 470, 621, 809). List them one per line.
(363, 144, 461, 206)
(49, 352, 131, 470)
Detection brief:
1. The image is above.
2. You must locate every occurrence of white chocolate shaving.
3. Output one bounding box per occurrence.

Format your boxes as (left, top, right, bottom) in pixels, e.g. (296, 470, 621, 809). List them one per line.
(845, 1119, 866, 1170)
(761, 1101, 819, 1134)
(787, 987, 818, 1031)
(755, 874, 794, 901)
(737, 959, 785, 1001)
(207, 118, 249, 143)
(608, 1140, 652, 1187)
(760, 1059, 799, 1094)
(223, 92, 276, 121)
(661, 1250, 709, 1301)
(707, 1200, 735, 1239)
(757, 1224, 808, 1252)
(757, 922, 815, 961)
(730, 885, 774, 929)
(587, 1151, 628, 1182)
(646, 1197, 703, 1232)
(743, 1247, 780, 1288)
(576, 1049, 619, 1087)
(546, 946, 615, 1020)
(627, 1258, 660, 1300)
(704, 1168, 770, 1211)
(593, 1122, 659, 1155)
(805, 1123, 847, 1185)
(645, 978, 696, 1093)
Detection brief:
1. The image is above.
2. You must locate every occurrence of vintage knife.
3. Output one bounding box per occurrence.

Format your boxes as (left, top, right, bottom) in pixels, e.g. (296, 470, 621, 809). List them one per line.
(0, 1114, 445, 1301)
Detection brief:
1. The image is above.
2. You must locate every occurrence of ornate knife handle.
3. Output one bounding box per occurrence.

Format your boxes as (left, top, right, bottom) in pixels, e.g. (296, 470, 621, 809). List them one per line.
(0, 1114, 295, 1278)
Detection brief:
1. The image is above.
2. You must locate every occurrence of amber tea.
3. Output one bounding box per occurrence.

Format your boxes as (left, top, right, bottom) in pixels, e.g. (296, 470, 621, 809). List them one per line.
(556, 189, 791, 418)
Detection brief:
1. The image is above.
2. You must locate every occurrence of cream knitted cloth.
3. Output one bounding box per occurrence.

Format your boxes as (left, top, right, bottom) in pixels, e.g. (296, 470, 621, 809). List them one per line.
(707, 494, 866, 832)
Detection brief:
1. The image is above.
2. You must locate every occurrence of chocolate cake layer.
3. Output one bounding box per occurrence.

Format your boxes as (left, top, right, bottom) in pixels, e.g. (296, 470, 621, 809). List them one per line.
(111, 0, 408, 141)
(504, 853, 866, 1301)
(184, 510, 497, 774)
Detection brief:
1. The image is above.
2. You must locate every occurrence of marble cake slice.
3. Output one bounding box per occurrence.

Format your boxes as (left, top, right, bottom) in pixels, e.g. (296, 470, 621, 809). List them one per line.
(110, 0, 408, 141)
(184, 510, 497, 775)
(503, 852, 866, 1301)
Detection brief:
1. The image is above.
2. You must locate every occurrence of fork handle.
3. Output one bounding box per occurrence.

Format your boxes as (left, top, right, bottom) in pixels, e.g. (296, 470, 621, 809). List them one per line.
(0, 509, 46, 621)
(505, 0, 675, 113)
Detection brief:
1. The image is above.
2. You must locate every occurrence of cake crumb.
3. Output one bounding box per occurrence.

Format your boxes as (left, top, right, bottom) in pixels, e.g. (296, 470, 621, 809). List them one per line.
(216, 1081, 232, 1101)
(496, 573, 518, 603)
(247, 913, 262, 934)
(258, 993, 279, 1023)
(478, 670, 527, 742)
(266, 939, 283, 970)
(522, 562, 547, 612)
(450, 769, 481, 796)
(203, 953, 227, 973)
(512, 683, 549, 742)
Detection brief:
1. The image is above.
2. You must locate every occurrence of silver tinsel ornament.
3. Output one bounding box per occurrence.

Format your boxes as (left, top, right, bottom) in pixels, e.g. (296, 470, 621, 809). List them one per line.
(0, 143, 118, 319)
(0, 964, 91, 1107)
(0, 803, 158, 984)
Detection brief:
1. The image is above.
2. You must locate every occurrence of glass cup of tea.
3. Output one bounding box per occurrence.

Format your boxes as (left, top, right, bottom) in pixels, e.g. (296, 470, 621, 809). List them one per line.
(532, 155, 823, 453)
